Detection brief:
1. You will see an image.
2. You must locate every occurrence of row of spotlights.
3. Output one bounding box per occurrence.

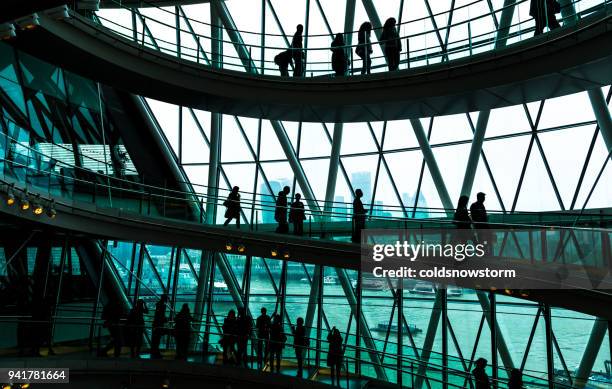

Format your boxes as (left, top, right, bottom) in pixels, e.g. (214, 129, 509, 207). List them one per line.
(225, 242, 246, 253)
(1, 6, 71, 40)
(5, 186, 56, 219)
(225, 242, 290, 259)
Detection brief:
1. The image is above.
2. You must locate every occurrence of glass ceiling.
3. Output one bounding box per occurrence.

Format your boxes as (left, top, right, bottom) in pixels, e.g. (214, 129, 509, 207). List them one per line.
(95, 0, 612, 223)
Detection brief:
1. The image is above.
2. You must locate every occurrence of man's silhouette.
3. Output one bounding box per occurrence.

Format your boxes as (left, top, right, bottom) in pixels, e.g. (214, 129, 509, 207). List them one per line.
(275, 186, 291, 233)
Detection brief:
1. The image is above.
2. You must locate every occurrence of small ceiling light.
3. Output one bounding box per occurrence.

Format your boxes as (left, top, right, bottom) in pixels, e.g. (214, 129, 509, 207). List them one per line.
(20, 192, 30, 211)
(282, 250, 290, 259)
(0, 23, 16, 40)
(6, 184, 16, 206)
(237, 244, 246, 253)
(504, 289, 513, 295)
(47, 200, 57, 218)
(270, 248, 278, 258)
(44, 5, 70, 20)
(225, 242, 233, 251)
(32, 195, 44, 215)
(15, 14, 40, 30)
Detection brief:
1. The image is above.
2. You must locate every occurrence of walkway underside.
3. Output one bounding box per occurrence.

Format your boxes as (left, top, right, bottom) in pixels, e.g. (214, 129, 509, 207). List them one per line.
(2, 189, 612, 320)
(10, 10, 612, 122)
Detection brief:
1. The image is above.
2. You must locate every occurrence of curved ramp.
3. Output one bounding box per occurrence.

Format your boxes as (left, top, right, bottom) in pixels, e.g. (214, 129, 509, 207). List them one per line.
(10, 9, 612, 122)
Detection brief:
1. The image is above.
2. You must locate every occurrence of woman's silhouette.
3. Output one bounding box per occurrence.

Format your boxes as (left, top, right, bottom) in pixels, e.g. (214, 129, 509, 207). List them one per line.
(331, 33, 348, 76)
(223, 186, 241, 228)
(356, 22, 373, 75)
(380, 18, 401, 71)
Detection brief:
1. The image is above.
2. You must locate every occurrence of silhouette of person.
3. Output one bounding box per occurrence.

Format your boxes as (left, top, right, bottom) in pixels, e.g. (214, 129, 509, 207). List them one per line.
(331, 33, 348, 76)
(255, 307, 271, 369)
(269, 313, 286, 373)
(222, 309, 237, 365)
(351, 189, 368, 243)
(291, 24, 305, 77)
(223, 186, 241, 228)
(530, 0, 561, 36)
(235, 307, 252, 367)
(275, 186, 291, 234)
(508, 368, 523, 389)
(327, 327, 344, 387)
(470, 192, 494, 252)
(380, 18, 402, 71)
(274, 50, 293, 76)
(100, 300, 124, 357)
(470, 192, 488, 228)
(356, 22, 373, 75)
(453, 195, 472, 245)
(174, 303, 192, 360)
(127, 298, 148, 358)
(472, 357, 491, 389)
(293, 317, 308, 378)
(151, 294, 168, 359)
(289, 193, 306, 236)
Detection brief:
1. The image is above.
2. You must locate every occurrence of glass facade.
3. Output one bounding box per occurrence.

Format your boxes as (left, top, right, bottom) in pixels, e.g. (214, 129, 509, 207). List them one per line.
(0, 1, 611, 389)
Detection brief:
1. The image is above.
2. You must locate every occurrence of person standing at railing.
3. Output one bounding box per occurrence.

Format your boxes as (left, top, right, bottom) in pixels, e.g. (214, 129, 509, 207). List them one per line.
(470, 192, 494, 254)
(174, 303, 193, 360)
(352, 189, 368, 243)
(293, 317, 308, 378)
(356, 22, 373, 75)
(269, 313, 286, 373)
(223, 186, 241, 229)
(222, 309, 238, 365)
(380, 18, 402, 71)
(327, 327, 344, 387)
(236, 307, 252, 367)
(151, 294, 168, 359)
(275, 186, 291, 233)
(508, 368, 523, 389)
(291, 24, 305, 77)
(290, 193, 306, 236)
(530, 0, 561, 36)
(256, 307, 271, 369)
(331, 33, 348, 76)
(127, 298, 148, 358)
(452, 195, 473, 246)
(472, 357, 491, 389)
(99, 299, 124, 357)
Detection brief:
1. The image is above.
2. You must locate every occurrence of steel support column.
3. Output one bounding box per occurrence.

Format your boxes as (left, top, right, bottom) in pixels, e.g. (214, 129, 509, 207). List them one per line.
(271, 121, 320, 213)
(476, 291, 515, 371)
(414, 291, 442, 389)
(588, 88, 612, 159)
(575, 318, 608, 388)
(212, 0, 258, 72)
(336, 268, 388, 380)
(461, 110, 490, 198)
(494, 0, 517, 49)
(410, 118, 454, 214)
(324, 123, 343, 218)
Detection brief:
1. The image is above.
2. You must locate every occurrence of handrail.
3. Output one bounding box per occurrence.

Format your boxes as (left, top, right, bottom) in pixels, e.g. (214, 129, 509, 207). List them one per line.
(2, 130, 611, 225)
(0, 314, 581, 389)
(88, 0, 609, 75)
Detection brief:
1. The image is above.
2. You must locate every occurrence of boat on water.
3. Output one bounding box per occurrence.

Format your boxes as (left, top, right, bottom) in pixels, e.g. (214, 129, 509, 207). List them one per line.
(323, 276, 337, 285)
(447, 286, 463, 297)
(373, 322, 423, 335)
(409, 282, 436, 295)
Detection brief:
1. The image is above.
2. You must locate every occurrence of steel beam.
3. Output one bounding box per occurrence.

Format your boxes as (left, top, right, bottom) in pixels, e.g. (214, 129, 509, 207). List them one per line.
(211, 0, 258, 72)
(335, 268, 388, 380)
(410, 118, 454, 214)
(476, 291, 515, 371)
(324, 123, 343, 218)
(588, 88, 612, 159)
(461, 110, 490, 198)
(414, 290, 442, 389)
(574, 317, 608, 388)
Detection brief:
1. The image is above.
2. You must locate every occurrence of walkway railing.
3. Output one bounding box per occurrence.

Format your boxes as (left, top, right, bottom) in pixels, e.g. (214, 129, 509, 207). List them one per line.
(0, 313, 586, 389)
(88, 0, 611, 76)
